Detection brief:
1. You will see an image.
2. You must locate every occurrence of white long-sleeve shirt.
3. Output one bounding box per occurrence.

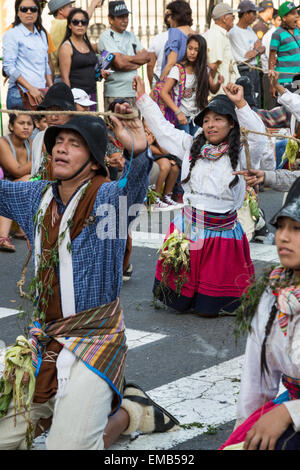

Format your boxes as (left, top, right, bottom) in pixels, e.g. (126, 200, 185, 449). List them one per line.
(137, 93, 267, 213)
(237, 289, 300, 431)
(278, 89, 300, 135)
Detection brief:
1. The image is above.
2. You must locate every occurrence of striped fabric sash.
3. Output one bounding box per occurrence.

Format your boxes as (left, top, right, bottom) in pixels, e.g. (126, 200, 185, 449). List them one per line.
(282, 374, 300, 400)
(183, 206, 237, 232)
(30, 298, 127, 405)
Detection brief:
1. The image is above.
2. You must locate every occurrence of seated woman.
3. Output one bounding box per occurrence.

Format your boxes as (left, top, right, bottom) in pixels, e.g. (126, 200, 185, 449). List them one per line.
(144, 121, 181, 210)
(0, 113, 33, 251)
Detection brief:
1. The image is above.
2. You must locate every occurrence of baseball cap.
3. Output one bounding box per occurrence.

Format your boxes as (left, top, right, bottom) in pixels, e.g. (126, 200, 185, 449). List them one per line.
(212, 3, 236, 20)
(72, 89, 97, 107)
(259, 0, 274, 10)
(238, 0, 261, 13)
(278, 1, 299, 18)
(194, 95, 238, 127)
(108, 1, 131, 17)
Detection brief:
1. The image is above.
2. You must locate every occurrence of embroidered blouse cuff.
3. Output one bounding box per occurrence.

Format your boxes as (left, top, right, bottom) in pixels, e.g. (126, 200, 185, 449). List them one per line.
(283, 400, 300, 432)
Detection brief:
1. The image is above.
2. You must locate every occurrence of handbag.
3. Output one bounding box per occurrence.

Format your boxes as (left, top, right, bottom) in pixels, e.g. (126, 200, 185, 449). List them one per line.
(150, 63, 186, 125)
(17, 86, 49, 111)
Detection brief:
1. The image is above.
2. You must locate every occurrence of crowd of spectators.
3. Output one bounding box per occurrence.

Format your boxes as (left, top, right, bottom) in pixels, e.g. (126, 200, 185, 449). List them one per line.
(1, 0, 300, 247)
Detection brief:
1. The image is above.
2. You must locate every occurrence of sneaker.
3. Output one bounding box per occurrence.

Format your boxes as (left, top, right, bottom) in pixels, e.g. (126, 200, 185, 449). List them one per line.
(162, 194, 181, 207)
(253, 224, 269, 243)
(123, 263, 133, 282)
(151, 197, 171, 211)
(253, 208, 269, 243)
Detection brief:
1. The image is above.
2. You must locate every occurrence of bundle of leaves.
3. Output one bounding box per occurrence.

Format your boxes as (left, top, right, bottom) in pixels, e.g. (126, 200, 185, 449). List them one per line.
(158, 229, 190, 296)
(0, 336, 36, 448)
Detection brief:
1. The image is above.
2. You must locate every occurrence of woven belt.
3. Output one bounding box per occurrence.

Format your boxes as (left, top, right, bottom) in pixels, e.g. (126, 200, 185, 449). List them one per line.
(183, 206, 237, 232)
(282, 374, 300, 400)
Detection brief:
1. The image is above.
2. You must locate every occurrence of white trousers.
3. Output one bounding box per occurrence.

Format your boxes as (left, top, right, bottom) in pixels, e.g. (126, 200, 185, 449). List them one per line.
(0, 358, 113, 450)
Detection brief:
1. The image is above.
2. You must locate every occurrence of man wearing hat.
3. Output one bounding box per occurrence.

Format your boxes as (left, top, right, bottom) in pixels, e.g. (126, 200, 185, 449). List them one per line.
(205, 3, 240, 96)
(269, 2, 300, 96)
(252, 1, 274, 39)
(98, 1, 150, 111)
(0, 100, 179, 449)
(48, 0, 103, 83)
(229, 0, 265, 107)
(31, 82, 77, 179)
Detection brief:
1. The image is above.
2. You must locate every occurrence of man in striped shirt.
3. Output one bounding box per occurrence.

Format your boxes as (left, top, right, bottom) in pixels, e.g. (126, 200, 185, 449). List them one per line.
(269, 1, 300, 96)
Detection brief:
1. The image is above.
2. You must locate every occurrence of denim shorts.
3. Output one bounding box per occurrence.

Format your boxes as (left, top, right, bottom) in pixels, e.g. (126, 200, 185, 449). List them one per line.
(6, 85, 25, 110)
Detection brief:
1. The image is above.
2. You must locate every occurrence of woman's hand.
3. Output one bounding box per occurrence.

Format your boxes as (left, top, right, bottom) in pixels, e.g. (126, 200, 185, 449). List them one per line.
(243, 404, 292, 450)
(101, 69, 110, 80)
(223, 82, 247, 109)
(109, 102, 147, 156)
(28, 86, 44, 105)
(132, 75, 146, 100)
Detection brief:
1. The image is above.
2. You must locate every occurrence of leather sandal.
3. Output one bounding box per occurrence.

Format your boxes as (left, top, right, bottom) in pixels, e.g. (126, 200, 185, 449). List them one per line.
(0, 236, 16, 252)
(121, 382, 180, 435)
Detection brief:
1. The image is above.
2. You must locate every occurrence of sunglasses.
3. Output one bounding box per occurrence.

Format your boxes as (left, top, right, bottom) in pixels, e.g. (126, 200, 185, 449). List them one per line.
(19, 6, 39, 13)
(71, 19, 89, 26)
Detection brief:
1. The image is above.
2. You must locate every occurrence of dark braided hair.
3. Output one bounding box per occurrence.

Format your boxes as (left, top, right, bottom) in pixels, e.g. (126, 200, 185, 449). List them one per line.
(181, 118, 240, 188)
(260, 303, 278, 378)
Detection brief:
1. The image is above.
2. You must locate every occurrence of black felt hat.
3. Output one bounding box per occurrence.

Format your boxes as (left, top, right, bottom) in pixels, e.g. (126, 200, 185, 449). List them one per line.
(194, 94, 238, 127)
(37, 82, 76, 111)
(44, 115, 108, 175)
(270, 177, 300, 227)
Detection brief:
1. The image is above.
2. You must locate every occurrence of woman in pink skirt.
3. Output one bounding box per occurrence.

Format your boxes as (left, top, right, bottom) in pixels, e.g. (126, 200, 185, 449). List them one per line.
(134, 76, 267, 317)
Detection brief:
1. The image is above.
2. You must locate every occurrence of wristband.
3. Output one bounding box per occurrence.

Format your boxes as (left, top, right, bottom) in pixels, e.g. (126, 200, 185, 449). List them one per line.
(175, 109, 181, 116)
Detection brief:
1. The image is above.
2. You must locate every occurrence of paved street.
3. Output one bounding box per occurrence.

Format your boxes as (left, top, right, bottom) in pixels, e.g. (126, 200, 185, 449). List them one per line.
(0, 188, 285, 450)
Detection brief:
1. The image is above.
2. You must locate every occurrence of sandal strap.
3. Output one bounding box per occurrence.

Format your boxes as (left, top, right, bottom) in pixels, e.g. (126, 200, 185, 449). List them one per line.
(0, 236, 12, 242)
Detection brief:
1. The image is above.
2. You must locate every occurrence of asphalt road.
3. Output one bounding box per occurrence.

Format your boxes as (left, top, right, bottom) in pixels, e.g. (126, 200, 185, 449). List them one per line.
(0, 187, 285, 451)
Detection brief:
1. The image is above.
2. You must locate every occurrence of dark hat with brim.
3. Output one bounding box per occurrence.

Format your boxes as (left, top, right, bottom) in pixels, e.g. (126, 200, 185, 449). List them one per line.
(194, 94, 238, 127)
(44, 115, 108, 176)
(270, 177, 300, 227)
(38, 82, 76, 111)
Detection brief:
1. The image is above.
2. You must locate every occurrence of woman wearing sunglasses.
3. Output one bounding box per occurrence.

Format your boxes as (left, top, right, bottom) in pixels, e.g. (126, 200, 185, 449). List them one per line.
(3, 0, 53, 109)
(59, 8, 99, 111)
